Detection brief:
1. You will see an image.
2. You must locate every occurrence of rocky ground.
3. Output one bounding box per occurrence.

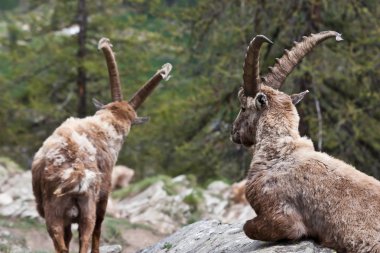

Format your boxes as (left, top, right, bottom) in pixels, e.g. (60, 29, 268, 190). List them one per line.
(0, 158, 253, 252)
(0, 158, 335, 253)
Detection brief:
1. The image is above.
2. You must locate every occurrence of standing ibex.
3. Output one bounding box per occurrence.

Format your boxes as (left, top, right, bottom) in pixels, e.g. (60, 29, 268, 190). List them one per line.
(31, 38, 172, 253)
(231, 31, 380, 253)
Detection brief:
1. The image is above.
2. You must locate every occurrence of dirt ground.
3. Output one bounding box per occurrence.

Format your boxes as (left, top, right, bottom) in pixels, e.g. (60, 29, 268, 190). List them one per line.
(0, 216, 165, 253)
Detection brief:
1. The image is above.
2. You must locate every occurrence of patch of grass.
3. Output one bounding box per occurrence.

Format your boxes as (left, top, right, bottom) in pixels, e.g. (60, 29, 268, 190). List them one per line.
(186, 211, 202, 225)
(0, 216, 45, 231)
(162, 242, 173, 251)
(162, 179, 177, 196)
(183, 188, 203, 208)
(0, 156, 22, 173)
(103, 222, 124, 244)
(186, 174, 198, 188)
(112, 175, 176, 199)
(104, 216, 153, 231)
(0, 244, 11, 253)
(183, 188, 204, 224)
(102, 216, 155, 244)
(0, 229, 27, 252)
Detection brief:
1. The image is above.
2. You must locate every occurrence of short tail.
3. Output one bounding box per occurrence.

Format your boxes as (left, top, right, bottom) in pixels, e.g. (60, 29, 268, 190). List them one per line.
(53, 167, 98, 197)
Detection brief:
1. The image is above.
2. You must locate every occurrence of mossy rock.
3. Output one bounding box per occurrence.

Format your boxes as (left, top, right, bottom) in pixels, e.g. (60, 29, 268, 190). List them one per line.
(0, 157, 22, 177)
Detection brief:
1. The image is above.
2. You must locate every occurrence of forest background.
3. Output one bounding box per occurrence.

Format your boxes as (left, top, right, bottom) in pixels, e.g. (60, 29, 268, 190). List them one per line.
(0, 0, 379, 184)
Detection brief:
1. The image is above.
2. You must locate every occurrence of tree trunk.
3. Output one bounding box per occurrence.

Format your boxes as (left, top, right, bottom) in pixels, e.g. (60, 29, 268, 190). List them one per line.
(76, 0, 87, 117)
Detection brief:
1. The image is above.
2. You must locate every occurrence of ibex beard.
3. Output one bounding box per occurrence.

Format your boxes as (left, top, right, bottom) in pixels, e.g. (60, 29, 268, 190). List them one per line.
(231, 31, 380, 253)
(31, 37, 172, 253)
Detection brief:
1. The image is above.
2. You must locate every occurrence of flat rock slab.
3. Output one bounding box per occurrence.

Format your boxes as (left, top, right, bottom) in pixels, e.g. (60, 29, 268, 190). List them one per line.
(137, 220, 335, 253)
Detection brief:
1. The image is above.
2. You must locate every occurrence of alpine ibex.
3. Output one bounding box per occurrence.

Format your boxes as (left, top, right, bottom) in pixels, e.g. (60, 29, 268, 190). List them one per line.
(31, 38, 172, 253)
(231, 31, 380, 253)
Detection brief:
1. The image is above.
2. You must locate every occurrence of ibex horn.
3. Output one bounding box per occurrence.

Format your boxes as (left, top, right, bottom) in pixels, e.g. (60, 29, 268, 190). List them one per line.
(262, 31, 343, 89)
(243, 35, 273, 97)
(129, 63, 172, 110)
(98, 38, 123, 101)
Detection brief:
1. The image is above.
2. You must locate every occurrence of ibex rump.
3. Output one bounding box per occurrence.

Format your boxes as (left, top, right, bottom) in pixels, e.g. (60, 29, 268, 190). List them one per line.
(231, 31, 380, 253)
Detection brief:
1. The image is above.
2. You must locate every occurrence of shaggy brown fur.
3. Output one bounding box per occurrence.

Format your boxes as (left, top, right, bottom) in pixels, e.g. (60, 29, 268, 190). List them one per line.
(231, 35, 380, 252)
(32, 102, 136, 253)
(32, 36, 171, 253)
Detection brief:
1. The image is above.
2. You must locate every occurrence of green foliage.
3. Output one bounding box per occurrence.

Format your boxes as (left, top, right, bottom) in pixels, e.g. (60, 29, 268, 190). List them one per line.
(183, 188, 203, 209)
(0, 245, 11, 253)
(102, 216, 153, 244)
(162, 242, 173, 250)
(102, 217, 127, 244)
(0, 156, 22, 174)
(183, 187, 204, 224)
(0, 216, 45, 230)
(0, 0, 379, 181)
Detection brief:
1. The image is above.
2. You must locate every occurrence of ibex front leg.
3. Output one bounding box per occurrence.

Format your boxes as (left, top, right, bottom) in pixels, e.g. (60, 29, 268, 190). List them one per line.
(244, 210, 307, 241)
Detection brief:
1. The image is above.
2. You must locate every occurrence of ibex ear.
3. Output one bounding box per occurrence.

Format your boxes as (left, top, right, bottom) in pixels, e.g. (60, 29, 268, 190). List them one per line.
(92, 98, 105, 110)
(132, 116, 149, 126)
(291, 90, 309, 105)
(255, 93, 268, 110)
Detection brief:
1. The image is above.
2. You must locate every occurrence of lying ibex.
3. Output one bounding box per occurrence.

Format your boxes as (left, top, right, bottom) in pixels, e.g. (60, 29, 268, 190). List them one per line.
(31, 38, 172, 253)
(231, 31, 380, 253)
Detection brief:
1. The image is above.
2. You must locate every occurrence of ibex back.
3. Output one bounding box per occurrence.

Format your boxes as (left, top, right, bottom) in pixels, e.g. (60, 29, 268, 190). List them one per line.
(231, 31, 380, 253)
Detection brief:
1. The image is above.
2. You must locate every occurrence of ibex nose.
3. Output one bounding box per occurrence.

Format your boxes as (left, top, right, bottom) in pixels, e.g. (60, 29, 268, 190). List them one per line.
(230, 130, 241, 144)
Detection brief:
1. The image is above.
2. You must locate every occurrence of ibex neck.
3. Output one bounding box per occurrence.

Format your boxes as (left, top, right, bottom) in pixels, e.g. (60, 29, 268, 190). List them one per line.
(252, 124, 313, 162)
(95, 109, 131, 136)
(92, 110, 130, 162)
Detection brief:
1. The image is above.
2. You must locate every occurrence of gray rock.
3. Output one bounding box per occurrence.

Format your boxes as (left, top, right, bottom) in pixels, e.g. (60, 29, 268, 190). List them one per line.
(137, 220, 335, 253)
(115, 180, 192, 234)
(0, 171, 39, 219)
(113, 176, 255, 234)
(99, 244, 122, 253)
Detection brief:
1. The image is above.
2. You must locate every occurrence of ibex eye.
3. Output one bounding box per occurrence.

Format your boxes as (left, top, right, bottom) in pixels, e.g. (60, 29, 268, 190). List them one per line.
(241, 107, 246, 112)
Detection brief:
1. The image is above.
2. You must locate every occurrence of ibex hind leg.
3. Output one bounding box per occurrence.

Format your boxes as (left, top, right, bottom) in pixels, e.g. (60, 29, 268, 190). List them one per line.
(91, 196, 108, 253)
(64, 224, 72, 251)
(43, 196, 73, 253)
(77, 196, 97, 253)
(244, 214, 306, 242)
(45, 217, 69, 253)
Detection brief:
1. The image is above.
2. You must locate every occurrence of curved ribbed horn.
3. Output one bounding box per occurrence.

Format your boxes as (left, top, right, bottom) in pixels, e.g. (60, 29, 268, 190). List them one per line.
(243, 35, 273, 97)
(98, 38, 123, 101)
(262, 31, 343, 89)
(129, 63, 172, 110)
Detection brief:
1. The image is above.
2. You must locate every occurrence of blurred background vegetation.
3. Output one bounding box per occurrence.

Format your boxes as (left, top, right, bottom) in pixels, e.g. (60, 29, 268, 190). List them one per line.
(0, 0, 379, 183)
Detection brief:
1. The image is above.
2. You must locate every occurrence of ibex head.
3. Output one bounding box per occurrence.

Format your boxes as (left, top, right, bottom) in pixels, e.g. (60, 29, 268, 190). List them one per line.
(231, 31, 342, 147)
(96, 38, 172, 127)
